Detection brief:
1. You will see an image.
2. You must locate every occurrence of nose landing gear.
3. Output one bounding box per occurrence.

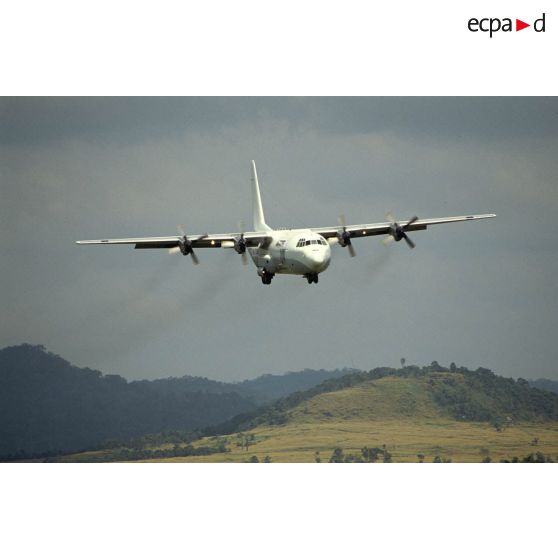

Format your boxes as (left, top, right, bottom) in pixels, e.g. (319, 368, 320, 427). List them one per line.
(259, 269, 275, 285)
(305, 273, 319, 284)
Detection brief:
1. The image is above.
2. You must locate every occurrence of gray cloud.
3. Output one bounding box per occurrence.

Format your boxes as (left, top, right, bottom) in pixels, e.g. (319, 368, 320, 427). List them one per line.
(2, 97, 557, 146)
(1, 97, 557, 381)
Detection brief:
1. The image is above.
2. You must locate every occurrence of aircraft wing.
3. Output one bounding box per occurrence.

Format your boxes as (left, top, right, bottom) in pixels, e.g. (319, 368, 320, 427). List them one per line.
(76, 232, 272, 249)
(311, 214, 496, 239)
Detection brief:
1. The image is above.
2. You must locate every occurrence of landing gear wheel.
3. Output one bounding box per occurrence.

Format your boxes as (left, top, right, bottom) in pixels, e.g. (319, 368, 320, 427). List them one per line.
(306, 273, 319, 284)
(261, 270, 274, 285)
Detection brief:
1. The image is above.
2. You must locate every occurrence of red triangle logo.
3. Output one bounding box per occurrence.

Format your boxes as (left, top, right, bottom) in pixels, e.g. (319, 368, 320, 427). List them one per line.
(516, 19, 530, 31)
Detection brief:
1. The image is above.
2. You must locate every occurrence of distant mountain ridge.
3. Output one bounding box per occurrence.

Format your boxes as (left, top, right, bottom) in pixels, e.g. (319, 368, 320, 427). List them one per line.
(0, 345, 254, 457)
(0, 344, 356, 458)
(2, 344, 558, 460)
(145, 367, 357, 404)
(232, 368, 358, 403)
(529, 378, 558, 395)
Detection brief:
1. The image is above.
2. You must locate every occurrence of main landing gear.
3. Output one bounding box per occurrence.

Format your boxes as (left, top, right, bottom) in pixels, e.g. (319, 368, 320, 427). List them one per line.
(305, 273, 319, 284)
(260, 270, 275, 285)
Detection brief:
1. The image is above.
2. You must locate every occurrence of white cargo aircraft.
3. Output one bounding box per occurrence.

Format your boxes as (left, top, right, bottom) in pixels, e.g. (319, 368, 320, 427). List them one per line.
(77, 161, 496, 285)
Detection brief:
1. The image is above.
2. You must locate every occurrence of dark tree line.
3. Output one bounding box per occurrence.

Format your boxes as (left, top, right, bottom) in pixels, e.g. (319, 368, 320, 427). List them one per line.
(327, 446, 393, 463)
(0, 345, 366, 459)
(0, 345, 256, 458)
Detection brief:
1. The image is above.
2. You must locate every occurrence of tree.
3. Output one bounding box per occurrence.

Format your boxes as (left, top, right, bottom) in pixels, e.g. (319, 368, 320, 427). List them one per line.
(361, 446, 381, 463)
(263, 455, 272, 463)
(417, 453, 425, 463)
(249, 455, 259, 463)
(314, 451, 321, 463)
(491, 419, 503, 432)
(329, 448, 344, 463)
(430, 361, 445, 372)
(522, 452, 552, 463)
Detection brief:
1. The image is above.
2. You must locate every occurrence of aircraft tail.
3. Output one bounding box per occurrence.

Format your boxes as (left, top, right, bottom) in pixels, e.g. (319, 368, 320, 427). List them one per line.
(251, 160, 272, 232)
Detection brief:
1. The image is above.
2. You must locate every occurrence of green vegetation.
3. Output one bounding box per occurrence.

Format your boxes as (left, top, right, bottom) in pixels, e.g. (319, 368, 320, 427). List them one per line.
(500, 452, 554, 463)
(131, 369, 558, 463)
(0, 344, 255, 458)
(46, 442, 228, 463)
(0, 344, 359, 459)
(57, 372, 558, 463)
(433, 455, 453, 463)
(328, 446, 392, 463)
(4, 344, 558, 463)
(204, 363, 558, 437)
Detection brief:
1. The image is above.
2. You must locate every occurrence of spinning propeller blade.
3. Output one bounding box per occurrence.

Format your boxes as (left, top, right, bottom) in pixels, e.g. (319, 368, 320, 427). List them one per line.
(337, 214, 356, 257)
(384, 213, 418, 249)
(169, 224, 201, 263)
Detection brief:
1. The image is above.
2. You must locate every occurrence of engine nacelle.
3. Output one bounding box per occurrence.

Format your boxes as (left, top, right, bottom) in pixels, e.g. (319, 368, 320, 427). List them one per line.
(178, 237, 194, 255)
(234, 236, 247, 254)
(389, 224, 405, 241)
(337, 229, 352, 247)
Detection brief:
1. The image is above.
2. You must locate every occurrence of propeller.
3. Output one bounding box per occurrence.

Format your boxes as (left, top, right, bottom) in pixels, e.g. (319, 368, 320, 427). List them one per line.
(384, 213, 418, 249)
(221, 221, 249, 264)
(169, 225, 203, 264)
(337, 214, 356, 257)
(234, 221, 248, 265)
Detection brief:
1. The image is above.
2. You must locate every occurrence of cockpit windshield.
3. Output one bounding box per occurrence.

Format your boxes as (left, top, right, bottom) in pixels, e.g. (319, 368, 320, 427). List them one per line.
(296, 238, 327, 247)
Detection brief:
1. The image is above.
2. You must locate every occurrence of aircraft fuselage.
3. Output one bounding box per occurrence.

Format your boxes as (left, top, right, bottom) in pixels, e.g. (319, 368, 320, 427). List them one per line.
(249, 228, 331, 279)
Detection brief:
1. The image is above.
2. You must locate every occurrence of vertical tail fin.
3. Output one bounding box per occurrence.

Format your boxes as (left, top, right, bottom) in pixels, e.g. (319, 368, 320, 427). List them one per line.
(251, 160, 271, 232)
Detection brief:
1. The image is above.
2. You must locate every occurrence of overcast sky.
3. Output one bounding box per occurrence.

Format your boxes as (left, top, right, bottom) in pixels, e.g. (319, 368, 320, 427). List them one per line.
(1, 97, 557, 381)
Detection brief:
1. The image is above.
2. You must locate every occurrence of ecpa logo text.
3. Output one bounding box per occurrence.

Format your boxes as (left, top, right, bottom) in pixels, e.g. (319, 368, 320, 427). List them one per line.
(468, 13, 546, 37)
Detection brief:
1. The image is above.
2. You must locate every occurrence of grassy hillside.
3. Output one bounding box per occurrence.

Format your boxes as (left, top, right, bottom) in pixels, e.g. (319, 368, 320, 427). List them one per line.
(0, 343, 367, 459)
(160, 420, 558, 463)
(190, 374, 558, 463)
(53, 370, 558, 463)
(7, 345, 557, 462)
(202, 365, 558, 437)
(287, 375, 442, 421)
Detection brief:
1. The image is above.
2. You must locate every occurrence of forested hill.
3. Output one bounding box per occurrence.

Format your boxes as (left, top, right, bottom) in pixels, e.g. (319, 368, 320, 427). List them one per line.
(0, 345, 255, 458)
(203, 363, 558, 436)
(3, 344, 558, 459)
(0, 344, 356, 458)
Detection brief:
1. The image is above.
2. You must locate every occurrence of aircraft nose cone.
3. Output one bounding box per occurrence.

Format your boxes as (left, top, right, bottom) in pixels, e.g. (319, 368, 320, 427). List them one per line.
(308, 250, 329, 271)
